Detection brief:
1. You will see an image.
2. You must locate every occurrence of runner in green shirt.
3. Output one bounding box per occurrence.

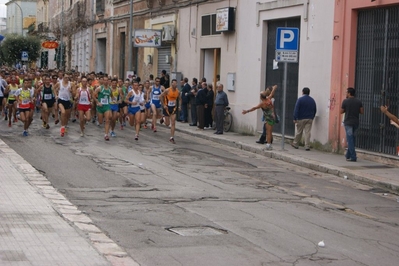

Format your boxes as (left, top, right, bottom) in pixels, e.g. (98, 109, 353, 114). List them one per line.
(93, 76, 112, 140)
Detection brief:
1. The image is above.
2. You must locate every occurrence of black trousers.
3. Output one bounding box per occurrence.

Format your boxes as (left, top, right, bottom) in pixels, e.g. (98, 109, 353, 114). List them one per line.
(204, 105, 213, 128)
(190, 103, 197, 124)
(215, 105, 225, 132)
(196, 105, 205, 129)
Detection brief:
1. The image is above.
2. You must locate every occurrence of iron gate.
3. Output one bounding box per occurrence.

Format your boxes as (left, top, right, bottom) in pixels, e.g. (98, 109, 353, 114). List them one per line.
(355, 6, 399, 156)
(266, 18, 300, 137)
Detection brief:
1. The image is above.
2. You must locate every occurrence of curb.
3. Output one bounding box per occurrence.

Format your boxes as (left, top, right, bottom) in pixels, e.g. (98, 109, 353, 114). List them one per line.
(0, 140, 140, 266)
(174, 128, 399, 194)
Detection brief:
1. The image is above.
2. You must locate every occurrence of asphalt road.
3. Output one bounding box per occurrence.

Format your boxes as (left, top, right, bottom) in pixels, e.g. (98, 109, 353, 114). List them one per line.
(2, 115, 399, 266)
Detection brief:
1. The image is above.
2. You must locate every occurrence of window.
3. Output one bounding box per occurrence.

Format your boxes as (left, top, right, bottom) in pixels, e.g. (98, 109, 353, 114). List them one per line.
(96, 0, 105, 15)
(201, 14, 221, 36)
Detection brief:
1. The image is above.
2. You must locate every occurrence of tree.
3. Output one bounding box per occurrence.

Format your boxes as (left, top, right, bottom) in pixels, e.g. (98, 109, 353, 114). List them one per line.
(0, 34, 41, 66)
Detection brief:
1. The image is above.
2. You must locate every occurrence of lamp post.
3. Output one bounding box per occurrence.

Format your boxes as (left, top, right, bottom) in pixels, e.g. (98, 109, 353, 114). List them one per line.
(59, 0, 64, 70)
(13, 2, 23, 36)
(127, 0, 133, 73)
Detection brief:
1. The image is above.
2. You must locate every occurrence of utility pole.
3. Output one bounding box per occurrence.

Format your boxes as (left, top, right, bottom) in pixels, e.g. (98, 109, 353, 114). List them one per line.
(60, 0, 64, 70)
(127, 0, 133, 73)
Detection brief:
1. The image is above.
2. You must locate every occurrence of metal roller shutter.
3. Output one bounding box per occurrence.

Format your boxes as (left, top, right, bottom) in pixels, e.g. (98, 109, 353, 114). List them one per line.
(157, 45, 171, 78)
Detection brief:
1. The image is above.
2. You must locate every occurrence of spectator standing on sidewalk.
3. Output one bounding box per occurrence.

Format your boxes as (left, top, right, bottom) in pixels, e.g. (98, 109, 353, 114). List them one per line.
(214, 83, 229, 135)
(340, 87, 363, 162)
(187, 78, 198, 126)
(242, 85, 277, 150)
(180, 77, 191, 123)
(204, 84, 214, 129)
(380, 105, 399, 128)
(291, 87, 317, 151)
(196, 82, 208, 130)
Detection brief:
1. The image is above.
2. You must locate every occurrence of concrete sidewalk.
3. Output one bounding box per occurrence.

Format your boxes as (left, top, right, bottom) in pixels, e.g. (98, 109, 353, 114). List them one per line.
(173, 122, 399, 194)
(0, 140, 139, 266)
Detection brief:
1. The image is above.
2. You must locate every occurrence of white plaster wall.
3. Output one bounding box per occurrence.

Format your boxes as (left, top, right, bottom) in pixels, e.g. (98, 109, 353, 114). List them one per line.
(177, 0, 334, 144)
(235, 0, 334, 144)
(177, 1, 238, 89)
(71, 29, 90, 73)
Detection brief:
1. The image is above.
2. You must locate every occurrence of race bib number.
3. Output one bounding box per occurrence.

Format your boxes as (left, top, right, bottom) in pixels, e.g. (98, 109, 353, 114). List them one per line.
(80, 96, 89, 104)
(101, 98, 109, 105)
(22, 99, 30, 104)
(9, 90, 15, 96)
(44, 94, 52, 100)
(168, 100, 176, 107)
(152, 95, 159, 100)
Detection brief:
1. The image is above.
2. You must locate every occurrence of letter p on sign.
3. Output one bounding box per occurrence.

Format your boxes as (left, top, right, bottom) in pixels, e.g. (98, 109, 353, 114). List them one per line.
(276, 28, 299, 51)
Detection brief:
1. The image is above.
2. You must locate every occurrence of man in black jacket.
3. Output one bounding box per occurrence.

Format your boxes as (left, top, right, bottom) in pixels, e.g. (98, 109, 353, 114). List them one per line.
(187, 78, 198, 126)
(180, 77, 191, 123)
(195, 82, 207, 130)
(204, 84, 214, 129)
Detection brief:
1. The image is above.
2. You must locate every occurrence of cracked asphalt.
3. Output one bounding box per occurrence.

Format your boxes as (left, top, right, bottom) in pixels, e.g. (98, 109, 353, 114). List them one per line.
(2, 118, 399, 266)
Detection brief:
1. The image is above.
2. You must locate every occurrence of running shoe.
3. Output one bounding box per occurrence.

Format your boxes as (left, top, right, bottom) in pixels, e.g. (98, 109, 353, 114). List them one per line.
(120, 125, 124, 130)
(153, 126, 157, 133)
(8, 122, 11, 127)
(45, 124, 50, 129)
(55, 119, 59, 125)
(14, 117, 18, 123)
(143, 124, 148, 129)
(169, 137, 175, 144)
(96, 121, 100, 126)
(42, 122, 47, 128)
(22, 131, 28, 137)
(92, 118, 96, 123)
(110, 131, 116, 137)
(160, 117, 164, 124)
(104, 135, 110, 141)
(60, 127, 65, 137)
(135, 134, 139, 141)
(80, 131, 84, 137)
(4, 116, 7, 121)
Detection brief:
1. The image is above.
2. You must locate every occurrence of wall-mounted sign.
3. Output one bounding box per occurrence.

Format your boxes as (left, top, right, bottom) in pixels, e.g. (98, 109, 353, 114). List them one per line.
(216, 7, 235, 32)
(134, 29, 162, 47)
(42, 41, 59, 49)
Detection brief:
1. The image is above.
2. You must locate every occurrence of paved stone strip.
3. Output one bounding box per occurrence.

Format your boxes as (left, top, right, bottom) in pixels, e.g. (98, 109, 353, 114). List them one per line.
(0, 140, 139, 266)
(174, 127, 399, 194)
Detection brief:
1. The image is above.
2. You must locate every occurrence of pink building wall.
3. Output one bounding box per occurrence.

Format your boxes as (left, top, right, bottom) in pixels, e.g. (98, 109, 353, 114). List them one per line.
(329, 0, 399, 152)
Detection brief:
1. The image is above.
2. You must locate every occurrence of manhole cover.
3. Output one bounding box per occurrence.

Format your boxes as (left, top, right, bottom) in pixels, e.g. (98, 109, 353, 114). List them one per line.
(167, 226, 227, 236)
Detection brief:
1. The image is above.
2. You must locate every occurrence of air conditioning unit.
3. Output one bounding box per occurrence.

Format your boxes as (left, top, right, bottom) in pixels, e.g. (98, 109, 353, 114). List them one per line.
(162, 25, 175, 42)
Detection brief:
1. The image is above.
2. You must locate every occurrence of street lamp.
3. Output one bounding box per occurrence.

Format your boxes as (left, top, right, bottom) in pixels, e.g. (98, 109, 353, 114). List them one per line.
(13, 2, 24, 36)
(59, 0, 64, 70)
(128, 0, 133, 73)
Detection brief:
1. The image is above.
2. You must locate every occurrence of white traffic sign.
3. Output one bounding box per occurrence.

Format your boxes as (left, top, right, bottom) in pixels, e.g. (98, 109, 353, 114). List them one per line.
(275, 50, 298, 62)
(21, 51, 28, 61)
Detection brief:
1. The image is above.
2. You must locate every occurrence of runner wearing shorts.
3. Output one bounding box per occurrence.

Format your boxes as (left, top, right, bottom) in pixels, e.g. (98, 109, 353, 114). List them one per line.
(40, 75, 55, 129)
(160, 79, 181, 144)
(109, 78, 123, 137)
(75, 77, 92, 136)
(94, 77, 112, 140)
(125, 81, 144, 141)
(150, 78, 165, 132)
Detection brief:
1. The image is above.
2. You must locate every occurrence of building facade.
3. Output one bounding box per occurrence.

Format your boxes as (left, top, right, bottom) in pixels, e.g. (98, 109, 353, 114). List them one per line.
(43, 0, 399, 156)
(6, 0, 36, 36)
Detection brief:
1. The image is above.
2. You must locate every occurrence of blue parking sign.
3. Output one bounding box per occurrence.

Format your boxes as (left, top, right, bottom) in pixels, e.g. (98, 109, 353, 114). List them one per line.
(21, 51, 28, 61)
(276, 28, 299, 51)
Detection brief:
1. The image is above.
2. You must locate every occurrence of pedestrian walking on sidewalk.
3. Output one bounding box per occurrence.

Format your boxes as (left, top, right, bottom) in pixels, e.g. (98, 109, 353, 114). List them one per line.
(214, 83, 229, 135)
(291, 87, 317, 151)
(340, 87, 363, 162)
(242, 85, 277, 150)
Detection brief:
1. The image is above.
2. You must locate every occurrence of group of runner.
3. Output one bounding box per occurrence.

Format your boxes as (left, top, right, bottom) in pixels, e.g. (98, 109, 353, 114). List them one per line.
(0, 69, 181, 143)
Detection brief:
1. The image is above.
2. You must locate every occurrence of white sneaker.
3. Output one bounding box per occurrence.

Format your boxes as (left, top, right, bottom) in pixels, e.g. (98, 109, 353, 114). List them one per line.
(265, 144, 273, 150)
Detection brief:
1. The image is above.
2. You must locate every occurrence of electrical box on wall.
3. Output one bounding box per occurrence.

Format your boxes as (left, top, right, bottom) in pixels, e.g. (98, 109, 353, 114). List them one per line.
(162, 25, 175, 42)
(227, 73, 235, 91)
